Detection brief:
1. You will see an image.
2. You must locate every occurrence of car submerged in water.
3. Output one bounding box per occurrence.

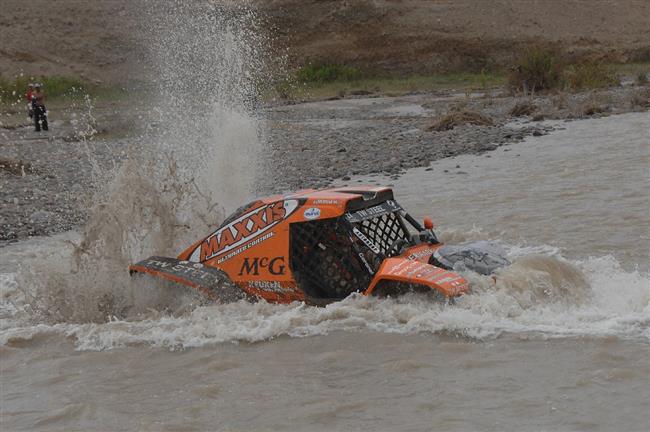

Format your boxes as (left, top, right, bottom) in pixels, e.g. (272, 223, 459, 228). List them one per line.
(130, 186, 510, 305)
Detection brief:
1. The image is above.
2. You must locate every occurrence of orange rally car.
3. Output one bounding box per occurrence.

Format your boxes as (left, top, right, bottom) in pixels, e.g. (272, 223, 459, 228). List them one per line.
(129, 186, 508, 305)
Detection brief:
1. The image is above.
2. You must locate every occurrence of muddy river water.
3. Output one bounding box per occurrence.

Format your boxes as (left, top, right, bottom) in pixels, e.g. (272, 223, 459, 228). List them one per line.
(1, 112, 649, 431)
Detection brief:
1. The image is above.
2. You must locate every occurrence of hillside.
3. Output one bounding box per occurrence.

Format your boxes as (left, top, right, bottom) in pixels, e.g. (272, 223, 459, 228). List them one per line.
(0, 0, 648, 83)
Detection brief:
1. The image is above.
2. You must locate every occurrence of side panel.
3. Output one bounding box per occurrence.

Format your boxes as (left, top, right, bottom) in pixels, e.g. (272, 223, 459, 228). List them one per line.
(365, 257, 469, 298)
(181, 197, 351, 303)
(400, 243, 440, 262)
(129, 256, 245, 302)
(198, 199, 302, 302)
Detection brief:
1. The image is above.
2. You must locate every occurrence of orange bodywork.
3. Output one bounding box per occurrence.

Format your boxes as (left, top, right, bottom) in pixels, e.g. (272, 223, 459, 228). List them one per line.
(131, 186, 470, 304)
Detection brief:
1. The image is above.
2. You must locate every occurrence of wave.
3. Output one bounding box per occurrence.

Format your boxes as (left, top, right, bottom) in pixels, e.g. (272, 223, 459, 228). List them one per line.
(2, 243, 648, 351)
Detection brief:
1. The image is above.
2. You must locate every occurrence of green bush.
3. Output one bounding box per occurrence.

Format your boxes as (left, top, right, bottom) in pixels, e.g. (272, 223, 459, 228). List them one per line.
(564, 62, 619, 90)
(296, 62, 361, 83)
(272, 79, 297, 100)
(0, 75, 89, 102)
(508, 47, 563, 94)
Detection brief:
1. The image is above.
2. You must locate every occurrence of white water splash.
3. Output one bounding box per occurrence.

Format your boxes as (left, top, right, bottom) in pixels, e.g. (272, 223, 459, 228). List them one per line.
(2, 235, 648, 350)
(6, 3, 267, 324)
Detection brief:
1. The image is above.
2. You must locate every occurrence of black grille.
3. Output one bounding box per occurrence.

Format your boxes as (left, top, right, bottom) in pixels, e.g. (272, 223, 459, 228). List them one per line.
(356, 211, 409, 254)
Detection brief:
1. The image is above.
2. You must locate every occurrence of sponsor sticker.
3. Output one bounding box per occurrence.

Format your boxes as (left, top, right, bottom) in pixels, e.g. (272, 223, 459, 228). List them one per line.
(303, 207, 321, 220)
(246, 280, 300, 294)
(357, 252, 375, 274)
(345, 201, 403, 223)
(140, 258, 225, 285)
(352, 227, 381, 254)
(247, 280, 284, 293)
(407, 248, 433, 261)
(238, 256, 286, 276)
(191, 199, 299, 262)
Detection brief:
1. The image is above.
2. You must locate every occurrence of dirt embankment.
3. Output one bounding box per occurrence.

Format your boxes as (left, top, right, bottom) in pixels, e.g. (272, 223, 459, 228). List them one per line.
(1, 0, 649, 83)
(0, 0, 144, 84)
(257, 0, 650, 74)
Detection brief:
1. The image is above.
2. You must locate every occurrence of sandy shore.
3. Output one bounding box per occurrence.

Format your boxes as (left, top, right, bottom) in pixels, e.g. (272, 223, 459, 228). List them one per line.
(1, 85, 648, 244)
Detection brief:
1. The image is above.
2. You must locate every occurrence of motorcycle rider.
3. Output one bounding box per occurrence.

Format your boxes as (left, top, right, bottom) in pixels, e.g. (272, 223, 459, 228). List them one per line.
(32, 83, 48, 132)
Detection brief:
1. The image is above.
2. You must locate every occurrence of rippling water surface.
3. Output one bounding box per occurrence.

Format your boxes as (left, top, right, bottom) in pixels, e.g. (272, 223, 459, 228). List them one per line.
(2, 112, 649, 431)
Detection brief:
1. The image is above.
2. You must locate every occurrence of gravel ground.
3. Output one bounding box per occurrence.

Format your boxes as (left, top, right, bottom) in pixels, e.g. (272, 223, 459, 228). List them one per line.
(1, 85, 648, 244)
(262, 86, 649, 191)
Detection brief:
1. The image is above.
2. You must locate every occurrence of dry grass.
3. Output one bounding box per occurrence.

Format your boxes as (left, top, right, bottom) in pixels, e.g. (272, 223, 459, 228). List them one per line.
(427, 108, 494, 131)
(629, 88, 650, 108)
(509, 99, 537, 117)
(0, 157, 36, 176)
(581, 96, 607, 116)
(552, 92, 568, 109)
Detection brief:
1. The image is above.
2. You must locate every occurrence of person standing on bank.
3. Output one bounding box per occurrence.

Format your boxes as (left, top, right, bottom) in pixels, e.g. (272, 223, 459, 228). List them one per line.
(32, 83, 48, 132)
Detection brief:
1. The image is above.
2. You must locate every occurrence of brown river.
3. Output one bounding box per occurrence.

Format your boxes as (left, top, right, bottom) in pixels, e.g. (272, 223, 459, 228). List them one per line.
(1, 111, 649, 431)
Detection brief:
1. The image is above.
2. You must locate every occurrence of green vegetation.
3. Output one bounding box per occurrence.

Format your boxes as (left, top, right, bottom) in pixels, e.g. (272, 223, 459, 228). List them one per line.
(507, 47, 563, 93)
(269, 70, 506, 101)
(296, 62, 362, 83)
(612, 62, 650, 78)
(564, 62, 619, 90)
(0, 75, 92, 103)
(0, 75, 136, 120)
(507, 47, 631, 94)
(273, 56, 639, 101)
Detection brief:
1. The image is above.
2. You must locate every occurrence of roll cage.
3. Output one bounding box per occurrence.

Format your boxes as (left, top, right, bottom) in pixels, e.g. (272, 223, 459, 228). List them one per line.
(289, 199, 438, 299)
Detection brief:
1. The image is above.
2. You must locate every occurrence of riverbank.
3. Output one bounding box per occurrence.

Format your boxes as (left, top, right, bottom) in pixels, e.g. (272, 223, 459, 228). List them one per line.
(2, 111, 649, 430)
(1, 83, 649, 244)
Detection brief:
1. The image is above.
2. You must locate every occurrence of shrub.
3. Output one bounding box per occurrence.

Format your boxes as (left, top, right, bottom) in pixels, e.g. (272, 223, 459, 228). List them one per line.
(427, 109, 494, 131)
(552, 92, 568, 109)
(637, 71, 649, 86)
(272, 79, 296, 100)
(508, 47, 563, 94)
(296, 62, 361, 83)
(564, 62, 619, 90)
(509, 99, 537, 117)
(581, 97, 607, 116)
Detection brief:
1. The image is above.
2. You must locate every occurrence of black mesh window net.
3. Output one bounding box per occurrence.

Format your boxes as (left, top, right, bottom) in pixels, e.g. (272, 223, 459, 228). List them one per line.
(356, 211, 409, 255)
(290, 219, 371, 299)
(289, 211, 411, 300)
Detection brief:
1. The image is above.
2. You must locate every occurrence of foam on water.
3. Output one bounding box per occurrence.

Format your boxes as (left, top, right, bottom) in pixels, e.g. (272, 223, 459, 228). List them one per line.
(1, 236, 648, 350)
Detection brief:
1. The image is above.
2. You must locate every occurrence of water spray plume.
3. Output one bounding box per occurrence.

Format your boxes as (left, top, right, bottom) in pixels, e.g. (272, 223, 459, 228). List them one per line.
(14, 2, 268, 323)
